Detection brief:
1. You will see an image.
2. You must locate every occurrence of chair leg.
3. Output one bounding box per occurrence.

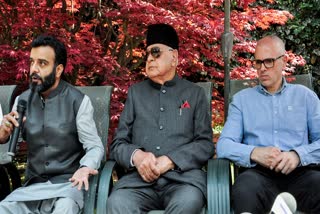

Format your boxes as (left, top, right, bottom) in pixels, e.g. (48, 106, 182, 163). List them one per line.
(0, 165, 11, 200)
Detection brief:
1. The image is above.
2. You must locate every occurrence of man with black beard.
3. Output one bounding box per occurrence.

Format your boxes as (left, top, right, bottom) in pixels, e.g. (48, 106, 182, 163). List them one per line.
(30, 65, 56, 93)
(0, 35, 104, 213)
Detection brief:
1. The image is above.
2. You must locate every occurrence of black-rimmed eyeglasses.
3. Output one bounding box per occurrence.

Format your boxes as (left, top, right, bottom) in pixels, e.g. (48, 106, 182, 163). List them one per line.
(145, 47, 173, 61)
(252, 55, 284, 69)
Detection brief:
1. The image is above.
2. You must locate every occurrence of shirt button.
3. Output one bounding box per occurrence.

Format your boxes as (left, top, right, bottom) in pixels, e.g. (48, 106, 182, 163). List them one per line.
(274, 130, 278, 134)
(159, 125, 163, 130)
(156, 146, 161, 150)
(162, 89, 166, 94)
(45, 162, 49, 166)
(160, 107, 164, 112)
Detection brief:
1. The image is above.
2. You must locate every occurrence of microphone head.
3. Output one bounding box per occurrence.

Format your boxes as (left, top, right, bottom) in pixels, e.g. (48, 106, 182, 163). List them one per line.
(279, 192, 297, 213)
(18, 100, 27, 108)
(16, 99, 27, 114)
(271, 192, 297, 214)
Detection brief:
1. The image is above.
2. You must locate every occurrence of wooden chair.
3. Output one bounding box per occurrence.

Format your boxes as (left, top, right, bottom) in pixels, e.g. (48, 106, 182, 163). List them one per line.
(76, 85, 113, 214)
(0, 85, 21, 201)
(210, 73, 313, 214)
(95, 82, 215, 214)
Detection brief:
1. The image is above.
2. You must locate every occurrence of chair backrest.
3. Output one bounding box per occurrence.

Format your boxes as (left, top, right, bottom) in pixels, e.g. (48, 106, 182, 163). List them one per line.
(196, 82, 213, 116)
(76, 86, 113, 160)
(0, 85, 17, 115)
(229, 73, 313, 102)
(0, 85, 17, 164)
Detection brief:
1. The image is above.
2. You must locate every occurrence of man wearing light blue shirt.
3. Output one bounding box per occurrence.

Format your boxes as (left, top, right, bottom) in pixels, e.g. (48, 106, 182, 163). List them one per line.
(217, 35, 320, 213)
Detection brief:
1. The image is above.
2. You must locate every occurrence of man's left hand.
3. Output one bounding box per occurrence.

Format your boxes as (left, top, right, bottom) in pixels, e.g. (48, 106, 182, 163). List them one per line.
(69, 166, 98, 191)
(156, 155, 175, 175)
(274, 151, 300, 175)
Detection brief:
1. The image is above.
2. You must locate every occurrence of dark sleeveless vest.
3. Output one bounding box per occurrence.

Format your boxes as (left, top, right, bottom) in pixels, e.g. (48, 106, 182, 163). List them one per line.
(19, 80, 85, 185)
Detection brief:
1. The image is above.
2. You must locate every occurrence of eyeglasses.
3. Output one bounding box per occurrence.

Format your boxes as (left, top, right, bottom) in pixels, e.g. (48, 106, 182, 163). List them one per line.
(252, 55, 284, 69)
(145, 47, 173, 61)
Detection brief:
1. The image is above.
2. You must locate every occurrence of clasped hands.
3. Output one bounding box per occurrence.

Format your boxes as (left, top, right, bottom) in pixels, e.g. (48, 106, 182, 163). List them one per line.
(133, 150, 174, 182)
(251, 147, 300, 175)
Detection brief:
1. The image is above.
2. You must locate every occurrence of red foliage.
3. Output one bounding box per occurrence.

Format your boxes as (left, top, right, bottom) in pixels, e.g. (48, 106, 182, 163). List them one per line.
(0, 0, 303, 144)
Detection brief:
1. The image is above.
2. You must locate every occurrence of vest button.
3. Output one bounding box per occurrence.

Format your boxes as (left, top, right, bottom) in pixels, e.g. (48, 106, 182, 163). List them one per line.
(45, 162, 49, 166)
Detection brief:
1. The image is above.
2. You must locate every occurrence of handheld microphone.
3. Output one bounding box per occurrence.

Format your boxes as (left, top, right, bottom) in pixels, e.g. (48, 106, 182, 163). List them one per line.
(7, 100, 27, 157)
(270, 192, 297, 214)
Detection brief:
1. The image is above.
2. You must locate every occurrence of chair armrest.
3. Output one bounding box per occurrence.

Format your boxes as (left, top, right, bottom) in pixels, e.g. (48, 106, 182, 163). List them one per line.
(83, 171, 100, 214)
(96, 160, 116, 214)
(207, 158, 231, 214)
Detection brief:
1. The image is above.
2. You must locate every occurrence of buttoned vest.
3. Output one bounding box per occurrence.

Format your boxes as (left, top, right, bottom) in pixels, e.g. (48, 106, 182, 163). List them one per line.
(19, 80, 85, 185)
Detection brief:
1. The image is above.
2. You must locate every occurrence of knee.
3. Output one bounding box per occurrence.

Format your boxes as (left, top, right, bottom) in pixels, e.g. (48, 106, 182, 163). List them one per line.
(107, 190, 134, 212)
(107, 192, 122, 210)
(54, 198, 80, 213)
(172, 197, 204, 212)
(304, 173, 320, 193)
(0, 201, 19, 214)
(232, 171, 276, 213)
(166, 187, 204, 214)
(232, 171, 264, 198)
(168, 197, 204, 214)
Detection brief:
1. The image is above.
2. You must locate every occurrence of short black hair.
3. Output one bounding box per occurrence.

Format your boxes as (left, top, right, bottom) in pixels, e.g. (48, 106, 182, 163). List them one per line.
(31, 35, 67, 70)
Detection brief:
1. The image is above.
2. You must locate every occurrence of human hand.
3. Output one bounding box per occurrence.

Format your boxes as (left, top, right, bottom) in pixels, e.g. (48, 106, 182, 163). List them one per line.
(273, 151, 300, 175)
(133, 150, 160, 182)
(156, 155, 175, 175)
(0, 111, 19, 143)
(69, 167, 98, 191)
(250, 147, 281, 169)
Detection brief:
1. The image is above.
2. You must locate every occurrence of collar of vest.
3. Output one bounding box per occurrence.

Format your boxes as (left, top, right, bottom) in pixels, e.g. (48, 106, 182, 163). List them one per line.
(42, 80, 67, 99)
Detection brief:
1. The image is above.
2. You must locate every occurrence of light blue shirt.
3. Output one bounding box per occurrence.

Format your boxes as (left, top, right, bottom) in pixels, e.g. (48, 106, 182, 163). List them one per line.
(217, 79, 320, 168)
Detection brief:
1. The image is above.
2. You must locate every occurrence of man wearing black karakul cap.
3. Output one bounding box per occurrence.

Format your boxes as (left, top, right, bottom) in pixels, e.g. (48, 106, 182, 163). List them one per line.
(107, 23, 214, 213)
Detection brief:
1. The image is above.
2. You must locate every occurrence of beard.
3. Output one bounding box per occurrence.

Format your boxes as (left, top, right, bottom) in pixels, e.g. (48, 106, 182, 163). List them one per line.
(29, 65, 57, 93)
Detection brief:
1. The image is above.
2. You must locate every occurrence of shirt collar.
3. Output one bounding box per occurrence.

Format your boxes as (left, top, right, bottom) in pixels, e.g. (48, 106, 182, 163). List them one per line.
(258, 76, 288, 95)
(148, 74, 179, 89)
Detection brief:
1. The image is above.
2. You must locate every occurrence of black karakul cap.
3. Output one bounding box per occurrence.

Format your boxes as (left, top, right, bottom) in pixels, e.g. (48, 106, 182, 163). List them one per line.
(146, 24, 179, 49)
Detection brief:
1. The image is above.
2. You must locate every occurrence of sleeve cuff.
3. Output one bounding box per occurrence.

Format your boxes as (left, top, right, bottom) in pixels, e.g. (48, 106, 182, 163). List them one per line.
(130, 149, 140, 167)
(242, 145, 256, 168)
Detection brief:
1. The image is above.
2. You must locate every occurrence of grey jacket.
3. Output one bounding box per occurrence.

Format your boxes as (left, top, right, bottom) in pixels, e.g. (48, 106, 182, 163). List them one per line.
(110, 75, 214, 198)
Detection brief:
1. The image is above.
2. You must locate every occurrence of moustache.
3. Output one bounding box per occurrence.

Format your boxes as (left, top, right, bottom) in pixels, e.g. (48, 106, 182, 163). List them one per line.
(30, 73, 41, 81)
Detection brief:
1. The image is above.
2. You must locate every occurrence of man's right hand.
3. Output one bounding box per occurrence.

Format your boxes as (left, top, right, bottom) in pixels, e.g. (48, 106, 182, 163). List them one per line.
(250, 147, 282, 169)
(133, 150, 160, 183)
(0, 111, 19, 144)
